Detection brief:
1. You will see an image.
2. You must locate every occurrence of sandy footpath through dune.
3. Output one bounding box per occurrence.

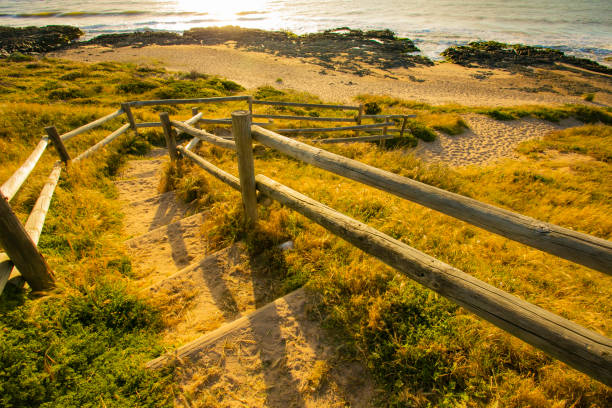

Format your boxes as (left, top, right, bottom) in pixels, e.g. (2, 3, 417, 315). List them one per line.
(413, 114, 583, 167)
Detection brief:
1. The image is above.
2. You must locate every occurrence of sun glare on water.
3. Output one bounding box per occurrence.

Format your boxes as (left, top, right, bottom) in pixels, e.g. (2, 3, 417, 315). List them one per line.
(175, 0, 268, 18)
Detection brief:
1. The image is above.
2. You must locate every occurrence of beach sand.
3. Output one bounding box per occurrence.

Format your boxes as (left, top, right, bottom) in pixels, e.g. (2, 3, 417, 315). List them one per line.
(51, 44, 611, 166)
(52, 44, 612, 107)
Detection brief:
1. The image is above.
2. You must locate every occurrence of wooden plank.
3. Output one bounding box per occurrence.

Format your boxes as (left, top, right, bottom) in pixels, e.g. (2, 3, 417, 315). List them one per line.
(60, 108, 124, 142)
(178, 146, 240, 190)
(0, 192, 54, 293)
(252, 100, 360, 110)
(251, 126, 612, 274)
(277, 122, 394, 134)
(129, 96, 249, 107)
(24, 163, 62, 245)
(74, 124, 131, 162)
(1, 137, 48, 202)
(252, 114, 356, 123)
(170, 120, 237, 151)
(232, 110, 258, 225)
(159, 113, 178, 161)
(45, 126, 71, 163)
(314, 134, 395, 144)
(254, 174, 612, 386)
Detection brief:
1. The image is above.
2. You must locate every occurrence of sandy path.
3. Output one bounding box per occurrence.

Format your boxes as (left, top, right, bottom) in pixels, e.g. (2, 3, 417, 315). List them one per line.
(413, 114, 582, 167)
(52, 44, 612, 107)
(113, 149, 376, 406)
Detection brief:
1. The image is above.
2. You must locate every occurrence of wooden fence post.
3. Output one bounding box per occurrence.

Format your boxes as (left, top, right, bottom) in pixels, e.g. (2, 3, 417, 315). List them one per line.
(232, 110, 257, 226)
(0, 193, 55, 293)
(400, 115, 408, 137)
(248, 96, 254, 116)
(355, 104, 363, 137)
(159, 112, 178, 161)
(121, 103, 138, 136)
(45, 126, 70, 164)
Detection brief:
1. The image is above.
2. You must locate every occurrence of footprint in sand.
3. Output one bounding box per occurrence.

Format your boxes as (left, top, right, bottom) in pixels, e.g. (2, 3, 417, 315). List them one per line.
(413, 114, 581, 167)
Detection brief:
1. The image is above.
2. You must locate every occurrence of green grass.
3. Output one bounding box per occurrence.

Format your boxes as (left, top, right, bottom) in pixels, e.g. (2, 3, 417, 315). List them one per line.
(183, 122, 612, 406)
(355, 94, 612, 126)
(1, 56, 611, 407)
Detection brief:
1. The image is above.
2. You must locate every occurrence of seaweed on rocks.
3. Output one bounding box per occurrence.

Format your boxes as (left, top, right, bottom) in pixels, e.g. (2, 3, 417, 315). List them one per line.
(442, 41, 612, 75)
(0, 25, 83, 55)
(85, 26, 433, 76)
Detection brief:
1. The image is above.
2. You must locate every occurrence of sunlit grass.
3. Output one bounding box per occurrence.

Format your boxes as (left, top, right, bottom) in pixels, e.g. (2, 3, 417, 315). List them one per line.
(1, 56, 611, 407)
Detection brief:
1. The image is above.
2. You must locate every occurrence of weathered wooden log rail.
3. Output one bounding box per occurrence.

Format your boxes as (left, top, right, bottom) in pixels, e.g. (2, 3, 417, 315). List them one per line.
(158, 108, 611, 386)
(2, 95, 611, 386)
(0, 96, 405, 295)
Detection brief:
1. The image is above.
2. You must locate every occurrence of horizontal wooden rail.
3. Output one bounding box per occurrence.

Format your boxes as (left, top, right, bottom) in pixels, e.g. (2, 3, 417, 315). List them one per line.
(1, 137, 48, 201)
(178, 146, 241, 190)
(24, 163, 62, 245)
(277, 122, 394, 134)
(129, 96, 249, 107)
(252, 100, 360, 110)
(74, 124, 131, 162)
(170, 120, 236, 151)
(198, 118, 271, 126)
(315, 134, 395, 144)
(135, 122, 161, 128)
(254, 174, 612, 386)
(362, 114, 417, 119)
(251, 126, 612, 274)
(132, 112, 203, 129)
(60, 108, 124, 142)
(252, 114, 356, 123)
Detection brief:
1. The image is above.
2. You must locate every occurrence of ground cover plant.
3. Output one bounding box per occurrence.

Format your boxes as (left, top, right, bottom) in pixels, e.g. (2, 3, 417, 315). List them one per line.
(173, 100, 612, 406)
(0, 58, 245, 407)
(1, 56, 611, 407)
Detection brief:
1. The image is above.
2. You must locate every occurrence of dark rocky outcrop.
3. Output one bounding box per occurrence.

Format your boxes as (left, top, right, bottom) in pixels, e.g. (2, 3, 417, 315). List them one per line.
(0, 25, 83, 55)
(86, 26, 433, 76)
(442, 41, 612, 75)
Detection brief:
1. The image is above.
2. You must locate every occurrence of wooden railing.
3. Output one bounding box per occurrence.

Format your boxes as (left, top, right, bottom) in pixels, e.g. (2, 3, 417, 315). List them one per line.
(0, 107, 129, 294)
(158, 109, 612, 386)
(1, 96, 610, 386)
(0, 96, 407, 294)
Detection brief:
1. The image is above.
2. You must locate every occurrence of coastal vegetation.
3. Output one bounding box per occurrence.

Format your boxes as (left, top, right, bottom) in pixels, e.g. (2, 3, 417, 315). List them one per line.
(1, 56, 611, 407)
(442, 41, 612, 75)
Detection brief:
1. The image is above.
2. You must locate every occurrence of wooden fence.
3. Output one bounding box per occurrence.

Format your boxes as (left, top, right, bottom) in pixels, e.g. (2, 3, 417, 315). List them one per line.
(1, 96, 611, 386)
(159, 108, 612, 386)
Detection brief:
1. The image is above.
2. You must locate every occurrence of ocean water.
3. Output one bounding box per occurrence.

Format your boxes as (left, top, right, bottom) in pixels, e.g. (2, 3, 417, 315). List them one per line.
(1, 0, 610, 63)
